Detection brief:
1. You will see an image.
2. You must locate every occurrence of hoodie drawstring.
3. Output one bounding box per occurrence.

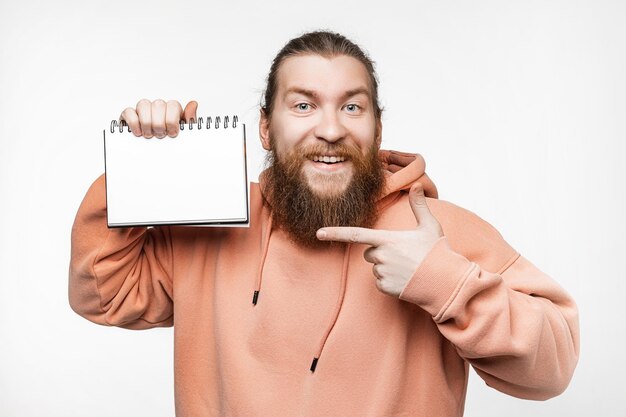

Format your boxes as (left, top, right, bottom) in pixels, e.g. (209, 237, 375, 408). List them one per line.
(251, 213, 352, 373)
(252, 214, 273, 306)
(310, 243, 351, 373)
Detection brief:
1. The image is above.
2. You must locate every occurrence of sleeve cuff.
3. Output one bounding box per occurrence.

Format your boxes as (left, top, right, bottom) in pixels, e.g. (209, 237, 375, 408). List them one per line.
(398, 236, 475, 318)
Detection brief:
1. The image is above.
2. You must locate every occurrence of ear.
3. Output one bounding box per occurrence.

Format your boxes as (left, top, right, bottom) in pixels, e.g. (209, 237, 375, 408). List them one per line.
(375, 118, 383, 148)
(259, 109, 271, 151)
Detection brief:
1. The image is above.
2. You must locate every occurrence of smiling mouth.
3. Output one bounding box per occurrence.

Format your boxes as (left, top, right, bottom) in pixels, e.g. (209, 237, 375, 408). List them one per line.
(310, 155, 346, 164)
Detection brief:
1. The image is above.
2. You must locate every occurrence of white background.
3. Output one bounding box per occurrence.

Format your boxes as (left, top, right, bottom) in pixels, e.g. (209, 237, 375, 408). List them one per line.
(1, 0, 624, 416)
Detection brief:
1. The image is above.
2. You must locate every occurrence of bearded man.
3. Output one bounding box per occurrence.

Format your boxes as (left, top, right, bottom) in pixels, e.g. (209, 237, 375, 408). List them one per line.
(69, 31, 579, 417)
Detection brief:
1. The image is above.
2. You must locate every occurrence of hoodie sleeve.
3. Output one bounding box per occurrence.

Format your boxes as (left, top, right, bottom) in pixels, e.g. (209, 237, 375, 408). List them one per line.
(398, 201, 579, 400)
(68, 174, 174, 330)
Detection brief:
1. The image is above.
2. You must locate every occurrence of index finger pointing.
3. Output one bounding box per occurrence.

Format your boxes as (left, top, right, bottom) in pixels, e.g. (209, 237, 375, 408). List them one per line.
(317, 227, 387, 246)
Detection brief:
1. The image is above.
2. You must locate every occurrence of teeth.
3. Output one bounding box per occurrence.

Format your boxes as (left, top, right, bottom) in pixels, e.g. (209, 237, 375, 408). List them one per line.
(311, 155, 345, 163)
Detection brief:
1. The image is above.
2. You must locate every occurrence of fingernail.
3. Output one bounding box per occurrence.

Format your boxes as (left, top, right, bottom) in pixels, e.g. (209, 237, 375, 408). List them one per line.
(317, 230, 327, 239)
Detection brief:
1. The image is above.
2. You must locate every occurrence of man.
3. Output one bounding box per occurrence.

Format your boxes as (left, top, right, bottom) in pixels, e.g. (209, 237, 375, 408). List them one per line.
(69, 31, 579, 416)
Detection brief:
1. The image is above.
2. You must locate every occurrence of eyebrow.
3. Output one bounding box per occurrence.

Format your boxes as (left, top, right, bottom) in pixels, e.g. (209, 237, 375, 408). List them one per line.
(283, 87, 371, 101)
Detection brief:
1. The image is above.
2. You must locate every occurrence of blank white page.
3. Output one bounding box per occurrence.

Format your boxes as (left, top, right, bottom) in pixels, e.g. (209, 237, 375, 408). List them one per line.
(104, 122, 248, 227)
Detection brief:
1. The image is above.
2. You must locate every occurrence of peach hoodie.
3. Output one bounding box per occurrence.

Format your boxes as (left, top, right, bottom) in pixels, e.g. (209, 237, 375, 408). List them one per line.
(69, 152, 579, 417)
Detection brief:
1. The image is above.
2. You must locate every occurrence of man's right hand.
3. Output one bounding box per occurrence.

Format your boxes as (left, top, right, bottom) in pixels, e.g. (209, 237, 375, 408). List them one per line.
(120, 99, 198, 139)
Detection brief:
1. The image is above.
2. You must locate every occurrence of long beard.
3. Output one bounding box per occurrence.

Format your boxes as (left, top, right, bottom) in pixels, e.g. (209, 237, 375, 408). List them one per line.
(264, 141, 385, 248)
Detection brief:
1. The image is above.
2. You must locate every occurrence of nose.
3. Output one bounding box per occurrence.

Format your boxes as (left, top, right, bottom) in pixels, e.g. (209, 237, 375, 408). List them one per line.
(313, 109, 347, 143)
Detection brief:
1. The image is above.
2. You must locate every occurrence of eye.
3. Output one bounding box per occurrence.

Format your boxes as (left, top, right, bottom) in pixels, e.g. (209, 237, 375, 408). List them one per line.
(295, 102, 311, 112)
(344, 103, 361, 113)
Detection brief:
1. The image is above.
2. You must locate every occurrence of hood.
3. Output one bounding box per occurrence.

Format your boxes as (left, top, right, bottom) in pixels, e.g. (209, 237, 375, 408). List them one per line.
(378, 149, 438, 199)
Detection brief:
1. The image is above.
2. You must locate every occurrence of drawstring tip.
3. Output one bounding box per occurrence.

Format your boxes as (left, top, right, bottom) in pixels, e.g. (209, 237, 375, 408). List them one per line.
(252, 290, 259, 305)
(310, 357, 319, 372)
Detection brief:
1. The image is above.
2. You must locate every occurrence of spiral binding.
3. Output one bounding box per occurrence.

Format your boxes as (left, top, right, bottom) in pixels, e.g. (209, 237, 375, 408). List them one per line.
(110, 115, 239, 133)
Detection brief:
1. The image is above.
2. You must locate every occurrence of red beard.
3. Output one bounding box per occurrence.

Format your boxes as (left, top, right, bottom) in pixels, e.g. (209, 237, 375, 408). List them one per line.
(264, 141, 385, 247)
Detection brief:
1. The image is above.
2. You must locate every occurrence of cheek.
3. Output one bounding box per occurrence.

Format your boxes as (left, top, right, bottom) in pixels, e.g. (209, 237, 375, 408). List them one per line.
(270, 115, 311, 154)
(348, 122, 378, 151)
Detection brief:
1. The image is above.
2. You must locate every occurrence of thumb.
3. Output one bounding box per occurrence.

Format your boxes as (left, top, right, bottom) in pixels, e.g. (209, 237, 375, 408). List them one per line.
(183, 100, 198, 122)
(409, 182, 432, 224)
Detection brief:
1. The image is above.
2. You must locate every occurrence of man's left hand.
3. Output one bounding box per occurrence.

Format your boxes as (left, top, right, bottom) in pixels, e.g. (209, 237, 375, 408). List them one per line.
(316, 182, 444, 297)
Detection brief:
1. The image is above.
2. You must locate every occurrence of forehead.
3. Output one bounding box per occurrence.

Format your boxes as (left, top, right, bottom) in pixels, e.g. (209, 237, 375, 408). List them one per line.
(276, 54, 373, 99)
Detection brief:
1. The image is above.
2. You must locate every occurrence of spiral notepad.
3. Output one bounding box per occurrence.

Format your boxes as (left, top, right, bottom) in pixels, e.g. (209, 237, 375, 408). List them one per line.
(104, 115, 248, 228)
